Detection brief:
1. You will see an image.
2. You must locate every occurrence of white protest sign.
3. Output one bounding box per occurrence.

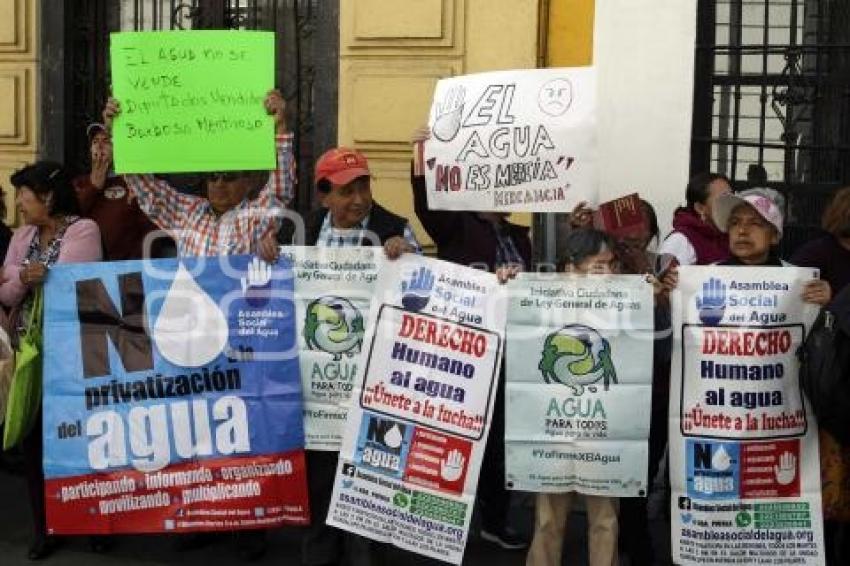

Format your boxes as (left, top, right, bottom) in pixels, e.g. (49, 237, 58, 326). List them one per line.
(505, 274, 654, 496)
(423, 67, 596, 212)
(326, 256, 506, 564)
(670, 266, 825, 565)
(281, 246, 382, 450)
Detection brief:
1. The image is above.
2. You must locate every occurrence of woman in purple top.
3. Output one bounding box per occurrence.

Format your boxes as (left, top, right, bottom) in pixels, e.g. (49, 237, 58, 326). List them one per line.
(658, 172, 732, 265)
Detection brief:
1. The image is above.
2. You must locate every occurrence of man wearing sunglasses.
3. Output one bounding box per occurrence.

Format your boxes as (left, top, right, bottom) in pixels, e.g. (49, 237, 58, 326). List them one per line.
(102, 89, 293, 261)
(101, 90, 291, 560)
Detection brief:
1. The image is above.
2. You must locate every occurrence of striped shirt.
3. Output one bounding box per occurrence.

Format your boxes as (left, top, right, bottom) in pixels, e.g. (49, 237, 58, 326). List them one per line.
(317, 211, 421, 252)
(494, 225, 524, 268)
(124, 134, 295, 257)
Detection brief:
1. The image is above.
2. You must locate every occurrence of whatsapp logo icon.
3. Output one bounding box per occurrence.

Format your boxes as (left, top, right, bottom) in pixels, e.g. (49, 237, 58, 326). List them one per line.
(736, 511, 752, 528)
(393, 492, 409, 508)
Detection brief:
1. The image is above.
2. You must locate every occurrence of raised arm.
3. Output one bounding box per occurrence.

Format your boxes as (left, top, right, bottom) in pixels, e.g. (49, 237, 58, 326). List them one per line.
(102, 96, 203, 234)
(249, 90, 296, 239)
(253, 134, 295, 212)
(123, 173, 203, 233)
(410, 164, 465, 247)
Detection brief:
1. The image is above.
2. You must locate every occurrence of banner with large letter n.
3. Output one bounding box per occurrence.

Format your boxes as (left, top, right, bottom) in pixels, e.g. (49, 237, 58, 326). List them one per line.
(42, 256, 309, 534)
(326, 255, 506, 564)
(670, 266, 826, 565)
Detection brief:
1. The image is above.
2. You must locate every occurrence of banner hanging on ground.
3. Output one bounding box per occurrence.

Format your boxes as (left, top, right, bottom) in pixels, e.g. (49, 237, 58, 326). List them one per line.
(43, 256, 309, 534)
(281, 246, 382, 450)
(422, 67, 597, 212)
(505, 274, 654, 496)
(110, 30, 275, 173)
(670, 266, 825, 565)
(326, 256, 506, 564)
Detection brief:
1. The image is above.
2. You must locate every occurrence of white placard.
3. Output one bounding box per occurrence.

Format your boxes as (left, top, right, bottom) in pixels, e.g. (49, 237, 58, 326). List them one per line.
(423, 67, 597, 212)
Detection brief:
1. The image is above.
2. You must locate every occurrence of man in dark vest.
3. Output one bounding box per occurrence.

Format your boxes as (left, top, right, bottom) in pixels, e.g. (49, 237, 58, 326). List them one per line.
(274, 146, 419, 566)
(276, 147, 420, 257)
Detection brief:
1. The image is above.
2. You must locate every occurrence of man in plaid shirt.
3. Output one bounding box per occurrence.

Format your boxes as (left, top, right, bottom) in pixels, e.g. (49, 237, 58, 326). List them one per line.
(102, 90, 293, 259)
(102, 91, 291, 561)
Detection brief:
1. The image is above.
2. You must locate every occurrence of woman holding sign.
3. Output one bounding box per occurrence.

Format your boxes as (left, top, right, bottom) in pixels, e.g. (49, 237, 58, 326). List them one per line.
(1, 162, 102, 560)
(663, 188, 831, 303)
(501, 228, 621, 566)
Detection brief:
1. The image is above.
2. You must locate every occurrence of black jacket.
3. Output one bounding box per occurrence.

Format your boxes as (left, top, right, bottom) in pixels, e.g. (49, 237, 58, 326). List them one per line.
(410, 168, 531, 271)
(278, 202, 409, 246)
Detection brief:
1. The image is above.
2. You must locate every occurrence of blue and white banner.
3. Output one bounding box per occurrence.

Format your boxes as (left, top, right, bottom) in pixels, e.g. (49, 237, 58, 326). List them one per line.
(326, 255, 506, 564)
(670, 266, 825, 565)
(281, 246, 382, 450)
(42, 255, 309, 534)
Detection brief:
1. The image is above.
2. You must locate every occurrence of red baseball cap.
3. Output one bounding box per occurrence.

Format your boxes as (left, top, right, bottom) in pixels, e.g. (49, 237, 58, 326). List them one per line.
(315, 147, 370, 187)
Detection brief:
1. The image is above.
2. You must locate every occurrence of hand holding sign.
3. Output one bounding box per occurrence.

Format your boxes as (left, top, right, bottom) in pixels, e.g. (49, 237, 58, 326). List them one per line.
(102, 97, 120, 132)
(264, 89, 287, 135)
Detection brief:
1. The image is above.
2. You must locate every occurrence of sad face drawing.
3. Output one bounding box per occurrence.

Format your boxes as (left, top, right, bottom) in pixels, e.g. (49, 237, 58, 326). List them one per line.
(538, 78, 573, 116)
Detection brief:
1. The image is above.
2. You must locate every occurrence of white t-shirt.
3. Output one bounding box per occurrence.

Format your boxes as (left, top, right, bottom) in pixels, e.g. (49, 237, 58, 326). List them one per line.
(658, 232, 697, 266)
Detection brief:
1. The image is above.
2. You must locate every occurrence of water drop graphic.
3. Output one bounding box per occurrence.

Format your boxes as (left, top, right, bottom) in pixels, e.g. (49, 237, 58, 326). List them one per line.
(712, 445, 732, 472)
(153, 264, 228, 367)
(383, 425, 403, 449)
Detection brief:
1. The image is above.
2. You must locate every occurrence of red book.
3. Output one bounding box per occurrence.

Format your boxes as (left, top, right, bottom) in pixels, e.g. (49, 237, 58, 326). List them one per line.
(592, 193, 647, 239)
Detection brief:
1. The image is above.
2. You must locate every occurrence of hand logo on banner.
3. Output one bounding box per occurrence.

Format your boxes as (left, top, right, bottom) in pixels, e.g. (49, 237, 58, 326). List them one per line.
(241, 257, 272, 293)
(241, 257, 273, 307)
(774, 451, 797, 485)
(432, 85, 466, 142)
(696, 277, 727, 326)
(440, 449, 466, 482)
(401, 267, 435, 313)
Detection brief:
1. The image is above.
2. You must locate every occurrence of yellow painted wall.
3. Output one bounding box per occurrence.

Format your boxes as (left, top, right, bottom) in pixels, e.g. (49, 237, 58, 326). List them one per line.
(337, 0, 540, 249)
(547, 0, 595, 67)
(337, 0, 597, 249)
(0, 0, 37, 226)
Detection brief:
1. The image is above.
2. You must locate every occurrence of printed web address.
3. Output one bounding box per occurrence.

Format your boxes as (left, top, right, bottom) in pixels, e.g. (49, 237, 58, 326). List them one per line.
(338, 492, 465, 542)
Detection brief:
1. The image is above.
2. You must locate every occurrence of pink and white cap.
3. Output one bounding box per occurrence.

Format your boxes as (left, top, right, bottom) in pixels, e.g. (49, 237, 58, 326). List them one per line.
(713, 188, 785, 235)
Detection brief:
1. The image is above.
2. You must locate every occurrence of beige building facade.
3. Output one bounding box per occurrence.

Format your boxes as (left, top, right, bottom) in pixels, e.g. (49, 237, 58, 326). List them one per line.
(0, 0, 598, 243)
(0, 0, 36, 226)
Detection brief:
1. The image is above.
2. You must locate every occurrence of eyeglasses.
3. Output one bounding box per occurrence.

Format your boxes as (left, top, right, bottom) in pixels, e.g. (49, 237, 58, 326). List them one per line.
(205, 171, 252, 182)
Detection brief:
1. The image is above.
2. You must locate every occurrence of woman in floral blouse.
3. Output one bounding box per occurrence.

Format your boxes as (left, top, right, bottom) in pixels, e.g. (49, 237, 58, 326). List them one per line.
(1, 161, 101, 560)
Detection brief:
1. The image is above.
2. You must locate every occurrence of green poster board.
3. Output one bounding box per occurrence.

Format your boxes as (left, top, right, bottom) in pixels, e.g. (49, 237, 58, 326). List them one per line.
(110, 30, 275, 174)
